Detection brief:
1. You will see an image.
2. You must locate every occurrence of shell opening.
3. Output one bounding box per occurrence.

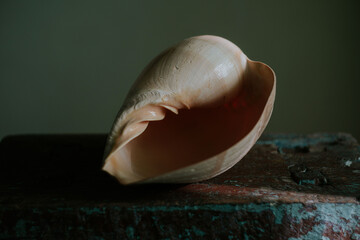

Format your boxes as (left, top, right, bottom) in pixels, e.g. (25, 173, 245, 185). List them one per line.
(103, 61, 274, 185)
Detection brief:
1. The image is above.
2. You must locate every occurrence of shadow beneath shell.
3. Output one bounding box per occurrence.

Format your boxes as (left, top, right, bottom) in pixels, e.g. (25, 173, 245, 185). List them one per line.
(0, 133, 359, 207)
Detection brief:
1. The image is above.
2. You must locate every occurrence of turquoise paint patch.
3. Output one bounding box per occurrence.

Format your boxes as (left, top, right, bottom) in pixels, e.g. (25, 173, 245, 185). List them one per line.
(243, 233, 250, 240)
(47, 207, 73, 213)
(128, 203, 286, 226)
(286, 203, 360, 238)
(91, 237, 105, 240)
(9, 201, 356, 239)
(15, 219, 26, 237)
(191, 226, 206, 237)
(159, 224, 166, 232)
(332, 225, 340, 233)
(352, 233, 360, 239)
(236, 220, 247, 226)
(299, 179, 316, 185)
(183, 228, 191, 237)
(126, 226, 135, 239)
(256, 134, 339, 150)
(124, 202, 359, 237)
(80, 207, 105, 215)
(129, 203, 262, 213)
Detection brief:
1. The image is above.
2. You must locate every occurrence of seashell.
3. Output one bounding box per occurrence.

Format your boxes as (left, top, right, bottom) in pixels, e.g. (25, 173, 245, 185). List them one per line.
(102, 35, 276, 185)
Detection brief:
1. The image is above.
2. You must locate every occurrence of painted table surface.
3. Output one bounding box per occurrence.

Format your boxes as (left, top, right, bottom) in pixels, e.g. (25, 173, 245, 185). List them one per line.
(0, 133, 359, 239)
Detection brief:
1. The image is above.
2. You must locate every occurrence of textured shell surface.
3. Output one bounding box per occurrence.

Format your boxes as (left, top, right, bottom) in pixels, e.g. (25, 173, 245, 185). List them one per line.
(103, 35, 276, 185)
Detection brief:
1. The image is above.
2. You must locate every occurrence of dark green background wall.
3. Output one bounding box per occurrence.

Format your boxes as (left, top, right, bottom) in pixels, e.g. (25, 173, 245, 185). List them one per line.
(1, 1, 359, 140)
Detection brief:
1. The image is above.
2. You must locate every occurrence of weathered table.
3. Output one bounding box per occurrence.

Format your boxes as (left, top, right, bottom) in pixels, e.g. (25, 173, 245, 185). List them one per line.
(0, 133, 359, 239)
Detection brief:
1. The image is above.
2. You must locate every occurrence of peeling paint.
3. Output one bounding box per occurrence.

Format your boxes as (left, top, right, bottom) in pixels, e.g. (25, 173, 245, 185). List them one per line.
(345, 160, 353, 167)
(5, 202, 358, 239)
(258, 133, 342, 146)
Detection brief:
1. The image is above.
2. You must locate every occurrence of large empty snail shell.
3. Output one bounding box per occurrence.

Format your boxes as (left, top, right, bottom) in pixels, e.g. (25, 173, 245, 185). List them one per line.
(103, 35, 276, 185)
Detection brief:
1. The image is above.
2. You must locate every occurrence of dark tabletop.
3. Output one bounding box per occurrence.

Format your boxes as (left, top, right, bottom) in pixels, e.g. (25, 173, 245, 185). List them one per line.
(0, 133, 359, 207)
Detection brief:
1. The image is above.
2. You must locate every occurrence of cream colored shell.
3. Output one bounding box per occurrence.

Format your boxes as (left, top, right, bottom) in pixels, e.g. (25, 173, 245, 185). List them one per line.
(103, 35, 276, 185)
